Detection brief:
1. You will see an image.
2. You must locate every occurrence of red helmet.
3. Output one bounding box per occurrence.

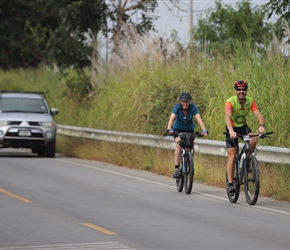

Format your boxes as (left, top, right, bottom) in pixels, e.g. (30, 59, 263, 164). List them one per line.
(234, 80, 248, 89)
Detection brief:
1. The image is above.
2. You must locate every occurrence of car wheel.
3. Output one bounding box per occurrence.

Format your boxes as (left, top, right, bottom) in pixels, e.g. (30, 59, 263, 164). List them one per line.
(46, 139, 56, 158)
(37, 140, 55, 158)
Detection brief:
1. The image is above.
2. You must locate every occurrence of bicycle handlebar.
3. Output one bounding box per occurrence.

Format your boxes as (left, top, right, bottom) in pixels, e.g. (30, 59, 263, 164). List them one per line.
(195, 131, 207, 137)
(167, 130, 208, 137)
(223, 131, 273, 139)
(254, 131, 273, 138)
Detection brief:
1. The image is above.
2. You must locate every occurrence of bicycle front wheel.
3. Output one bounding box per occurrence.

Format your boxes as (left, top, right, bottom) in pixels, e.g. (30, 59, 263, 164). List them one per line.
(244, 155, 260, 205)
(176, 157, 184, 192)
(226, 170, 240, 203)
(176, 175, 184, 192)
(184, 152, 194, 194)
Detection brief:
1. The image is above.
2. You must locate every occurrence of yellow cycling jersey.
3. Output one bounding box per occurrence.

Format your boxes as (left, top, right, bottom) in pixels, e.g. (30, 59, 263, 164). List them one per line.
(225, 96, 259, 128)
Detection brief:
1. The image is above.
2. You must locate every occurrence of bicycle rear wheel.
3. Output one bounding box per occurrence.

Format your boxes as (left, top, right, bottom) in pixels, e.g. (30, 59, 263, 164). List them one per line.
(226, 170, 240, 203)
(244, 155, 259, 205)
(184, 152, 194, 194)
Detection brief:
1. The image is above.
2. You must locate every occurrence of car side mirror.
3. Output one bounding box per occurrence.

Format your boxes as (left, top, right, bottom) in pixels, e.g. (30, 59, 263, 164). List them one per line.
(51, 108, 59, 115)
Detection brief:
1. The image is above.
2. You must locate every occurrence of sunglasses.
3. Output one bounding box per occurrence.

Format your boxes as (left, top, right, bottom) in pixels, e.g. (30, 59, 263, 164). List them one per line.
(236, 88, 247, 92)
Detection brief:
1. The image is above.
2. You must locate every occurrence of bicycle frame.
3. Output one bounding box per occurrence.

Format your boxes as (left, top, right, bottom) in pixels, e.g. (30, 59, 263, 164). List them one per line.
(176, 132, 195, 194)
(236, 135, 252, 185)
(181, 148, 192, 174)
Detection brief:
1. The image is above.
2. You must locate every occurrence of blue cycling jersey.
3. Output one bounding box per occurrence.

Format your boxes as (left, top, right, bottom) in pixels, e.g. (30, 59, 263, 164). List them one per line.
(172, 103, 199, 131)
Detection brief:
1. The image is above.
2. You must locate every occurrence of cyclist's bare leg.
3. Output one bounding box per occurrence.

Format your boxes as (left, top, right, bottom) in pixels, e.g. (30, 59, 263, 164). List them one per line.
(226, 147, 236, 183)
(174, 137, 182, 166)
(249, 132, 257, 152)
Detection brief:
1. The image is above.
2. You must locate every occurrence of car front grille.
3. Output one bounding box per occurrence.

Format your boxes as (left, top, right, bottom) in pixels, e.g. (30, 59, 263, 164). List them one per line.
(9, 121, 40, 126)
(6, 131, 44, 138)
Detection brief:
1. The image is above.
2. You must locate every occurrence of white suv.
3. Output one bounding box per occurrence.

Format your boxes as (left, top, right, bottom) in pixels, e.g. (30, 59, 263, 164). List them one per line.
(0, 92, 58, 157)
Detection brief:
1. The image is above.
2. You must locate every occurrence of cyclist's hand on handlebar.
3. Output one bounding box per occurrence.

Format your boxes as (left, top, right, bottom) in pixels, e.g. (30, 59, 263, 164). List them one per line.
(201, 130, 208, 136)
(257, 126, 265, 134)
(167, 128, 174, 135)
(229, 130, 237, 139)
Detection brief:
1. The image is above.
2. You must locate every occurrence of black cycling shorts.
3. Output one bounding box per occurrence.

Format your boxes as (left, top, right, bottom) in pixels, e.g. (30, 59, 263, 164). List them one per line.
(225, 124, 253, 149)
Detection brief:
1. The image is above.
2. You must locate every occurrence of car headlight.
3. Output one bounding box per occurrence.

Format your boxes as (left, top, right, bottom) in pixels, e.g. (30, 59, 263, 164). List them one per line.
(0, 121, 8, 127)
(40, 122, 54, 128)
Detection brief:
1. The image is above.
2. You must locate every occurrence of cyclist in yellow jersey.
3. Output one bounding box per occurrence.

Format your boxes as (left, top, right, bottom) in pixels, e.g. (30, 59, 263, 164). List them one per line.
(225, 80, 264, 195)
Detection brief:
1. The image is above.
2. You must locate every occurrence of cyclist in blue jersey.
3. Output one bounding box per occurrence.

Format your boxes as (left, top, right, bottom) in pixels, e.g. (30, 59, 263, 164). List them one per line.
(167, 91, 208, 178)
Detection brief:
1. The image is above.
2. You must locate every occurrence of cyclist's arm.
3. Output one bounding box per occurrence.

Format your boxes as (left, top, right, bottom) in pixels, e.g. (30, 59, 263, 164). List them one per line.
(225, 103, 236, 139)
(167, 113, 176, 132)
(253, 109, 265, 133)
(195, 114, 207, 136)
(251, 101, 265, 133)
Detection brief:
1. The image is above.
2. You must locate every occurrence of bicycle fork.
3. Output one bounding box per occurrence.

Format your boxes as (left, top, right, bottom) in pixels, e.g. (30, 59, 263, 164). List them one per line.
(181, 149, 187, 175)
(237, 152, 246, 184)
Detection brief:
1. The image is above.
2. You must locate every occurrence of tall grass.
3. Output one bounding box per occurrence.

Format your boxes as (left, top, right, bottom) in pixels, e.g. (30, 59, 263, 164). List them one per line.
(90, 34, 290, 146)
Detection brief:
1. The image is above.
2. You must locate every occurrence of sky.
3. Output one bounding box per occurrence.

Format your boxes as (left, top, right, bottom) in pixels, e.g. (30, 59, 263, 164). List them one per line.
(153, 0, 271, 43)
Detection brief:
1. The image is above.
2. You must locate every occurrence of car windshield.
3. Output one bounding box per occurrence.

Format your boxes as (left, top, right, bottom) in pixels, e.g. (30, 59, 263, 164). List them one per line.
(0, 98, 48, 113)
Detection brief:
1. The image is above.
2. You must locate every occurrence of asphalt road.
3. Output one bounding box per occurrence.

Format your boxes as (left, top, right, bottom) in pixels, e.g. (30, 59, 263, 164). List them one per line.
(1, 149, 290, 250)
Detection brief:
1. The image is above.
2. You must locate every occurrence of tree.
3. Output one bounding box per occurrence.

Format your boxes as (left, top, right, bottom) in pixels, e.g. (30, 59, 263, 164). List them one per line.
(33, 0, 107, 70)
(0, 0, 59, 69)
(264, 0, 290, 22)
(0, 1, 159, 87)
(193, 0, 273, 56)
(105, 0, 158, 57)
(262, 0, 290, 47)
(46, 0, 109, 95)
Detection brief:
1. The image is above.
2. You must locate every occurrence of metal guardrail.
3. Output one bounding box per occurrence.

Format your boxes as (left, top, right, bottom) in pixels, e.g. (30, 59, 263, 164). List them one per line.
(57, 125, 290, 165)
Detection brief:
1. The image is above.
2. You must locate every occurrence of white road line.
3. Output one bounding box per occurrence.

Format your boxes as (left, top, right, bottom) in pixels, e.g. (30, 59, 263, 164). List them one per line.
(0, 242, 135, 250)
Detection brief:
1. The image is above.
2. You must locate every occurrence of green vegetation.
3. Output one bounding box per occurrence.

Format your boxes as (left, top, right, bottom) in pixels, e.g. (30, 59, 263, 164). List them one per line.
(194, 1, 273, 55)
(1, 35, 289, 201)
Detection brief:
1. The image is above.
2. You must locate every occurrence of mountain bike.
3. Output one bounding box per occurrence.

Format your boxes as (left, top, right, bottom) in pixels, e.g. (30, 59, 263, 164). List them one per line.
(169, 131, 204, 195)
(224, 131, 273, 205)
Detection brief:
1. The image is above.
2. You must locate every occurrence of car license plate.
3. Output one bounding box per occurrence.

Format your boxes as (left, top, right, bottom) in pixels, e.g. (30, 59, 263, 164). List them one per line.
(19, 130, 31, 136)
